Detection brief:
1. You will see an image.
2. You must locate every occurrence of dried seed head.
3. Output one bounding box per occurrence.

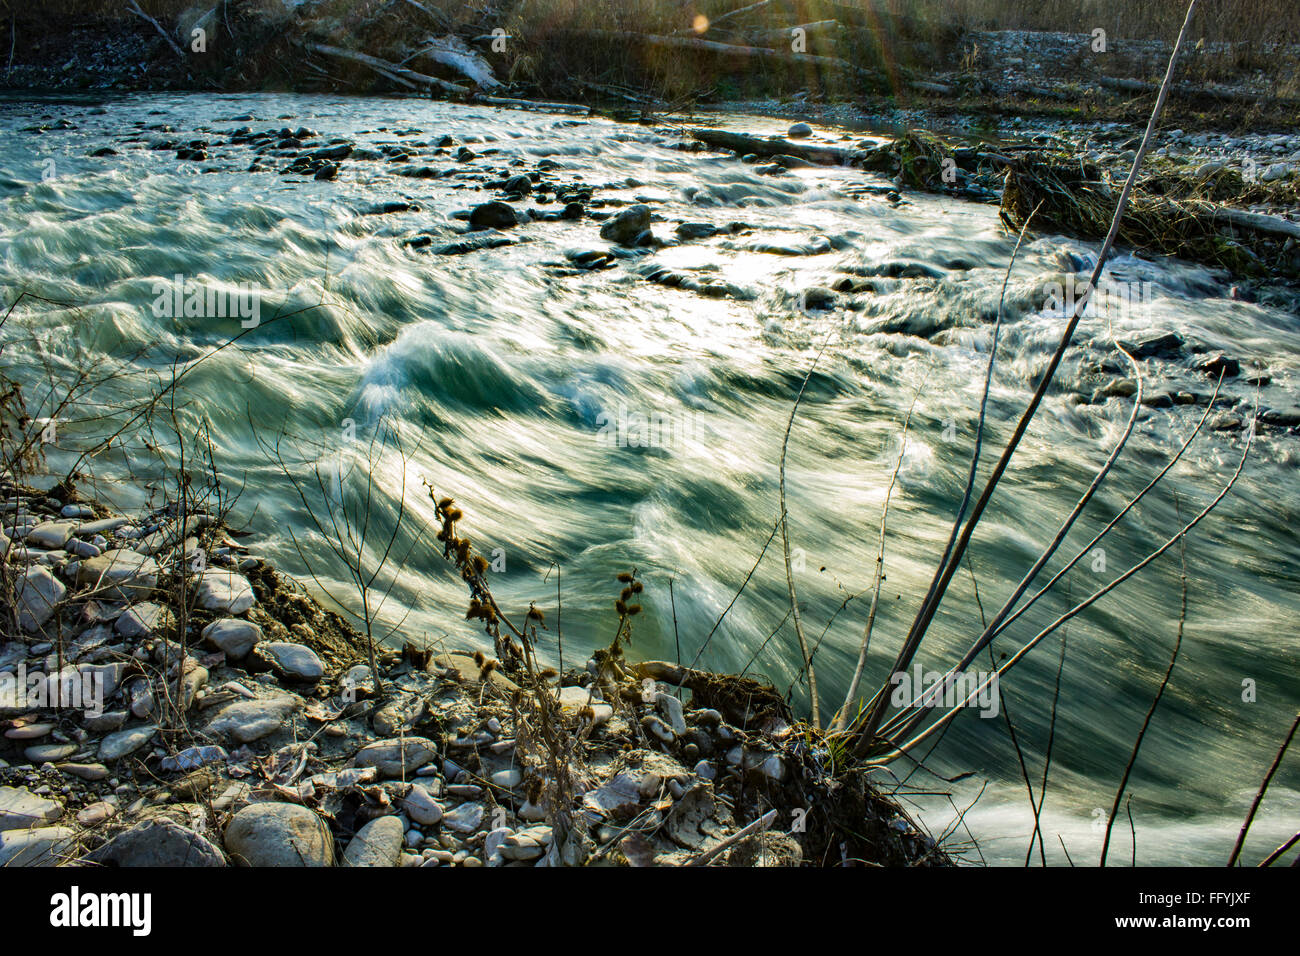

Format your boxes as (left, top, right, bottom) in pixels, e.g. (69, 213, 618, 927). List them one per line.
(615, 599, 628, 615)
(631, 581, 643, 593)
(473, 649, 486, 667)
(627, 604, 642, 616)
(617, 572, 633, 584)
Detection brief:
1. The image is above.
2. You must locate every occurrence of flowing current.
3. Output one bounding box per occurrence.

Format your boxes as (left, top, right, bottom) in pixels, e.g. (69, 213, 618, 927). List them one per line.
(2, 92, 1297, 865)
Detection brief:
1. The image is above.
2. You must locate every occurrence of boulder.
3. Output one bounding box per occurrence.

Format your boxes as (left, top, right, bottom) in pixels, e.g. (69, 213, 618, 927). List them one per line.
(469, 201, 521, 229)
(599, 204, 652, 245)
(88, 818, 225, 867)
(224, 803, 334, 866)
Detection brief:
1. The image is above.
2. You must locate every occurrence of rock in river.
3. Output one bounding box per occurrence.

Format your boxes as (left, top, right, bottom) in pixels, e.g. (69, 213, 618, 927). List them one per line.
(599, 204, 652, 245)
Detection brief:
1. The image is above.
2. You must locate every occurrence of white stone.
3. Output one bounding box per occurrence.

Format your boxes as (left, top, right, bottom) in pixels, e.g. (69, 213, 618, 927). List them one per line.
(224, 803, 334, 866)
(25, 520, 76, 549)
(206, 696, 302, 743)
(194, 568, 254, 614)
(0, 786, 63, 830)
(0, 826, 77, 866)
(256, 642, 323, 681)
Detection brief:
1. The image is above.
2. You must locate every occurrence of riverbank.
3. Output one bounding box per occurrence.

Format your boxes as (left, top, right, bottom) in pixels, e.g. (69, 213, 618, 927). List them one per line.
(0, 483, 944, 866)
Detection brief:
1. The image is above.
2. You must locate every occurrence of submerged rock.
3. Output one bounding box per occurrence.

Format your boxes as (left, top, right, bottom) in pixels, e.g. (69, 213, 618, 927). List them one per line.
(599, 204, 652, 245)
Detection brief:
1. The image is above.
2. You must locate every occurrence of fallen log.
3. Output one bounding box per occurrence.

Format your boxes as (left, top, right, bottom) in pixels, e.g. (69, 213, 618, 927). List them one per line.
(304, 42, 466, 93)
(408, 34, 501, 89)
(687, 126, 870, 166)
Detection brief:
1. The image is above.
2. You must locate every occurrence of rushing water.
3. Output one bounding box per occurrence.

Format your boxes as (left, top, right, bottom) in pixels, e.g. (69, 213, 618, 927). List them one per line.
(2, 92, 1297, 865)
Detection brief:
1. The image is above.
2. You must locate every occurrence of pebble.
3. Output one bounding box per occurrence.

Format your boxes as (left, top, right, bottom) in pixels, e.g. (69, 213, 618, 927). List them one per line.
(25, 519, 77, 549)
(115, 602, 169, 639)
(201, 617, 263, 659)
(401, 784, 444, 825)
(76, 549, 159, 602)
(24, 743, 76, 763)
(206, 696, 302, 743)
(255, 642, 323, 681)
(97, 724, 157, 761)
(351, 737, 438, 778)
(489, 768, 522, 789)
(343, 815, 405, 866)
(76, 801, 116, 826)
(194, 568, 255, 614)
(442, 802, 485, 834)
(15, 565, 65, 631)
(0, 826, 77, 867)
(89, 817, 225, 867)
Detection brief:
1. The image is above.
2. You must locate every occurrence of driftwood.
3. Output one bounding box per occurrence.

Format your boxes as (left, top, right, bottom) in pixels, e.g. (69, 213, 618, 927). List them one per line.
(687, 127, 869, 166)
(1096, 74, 1299, 108)
(125, 0, 187, 59)
(470, 93, 590, 115)
(304, 42, 466, 93)
(407, 35, 501, 89)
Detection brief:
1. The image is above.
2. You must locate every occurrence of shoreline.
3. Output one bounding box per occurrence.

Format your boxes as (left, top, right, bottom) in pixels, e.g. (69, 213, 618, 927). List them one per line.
(1, 482, 943, 867)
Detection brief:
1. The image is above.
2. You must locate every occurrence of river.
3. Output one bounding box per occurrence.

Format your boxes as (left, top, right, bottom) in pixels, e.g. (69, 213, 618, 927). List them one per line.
(1, 91, 1296, 865)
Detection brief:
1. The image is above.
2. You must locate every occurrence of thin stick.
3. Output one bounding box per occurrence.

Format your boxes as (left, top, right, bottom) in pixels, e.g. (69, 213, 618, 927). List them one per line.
(685, 809, 779, 866)
(1028, 623, 1068, 866)
(833, 390, 918, 732)
(1228, 709, 1300, 866)
(1258, 830, 1300, 867)
(778, 335, 832, 729)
